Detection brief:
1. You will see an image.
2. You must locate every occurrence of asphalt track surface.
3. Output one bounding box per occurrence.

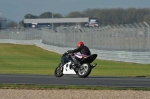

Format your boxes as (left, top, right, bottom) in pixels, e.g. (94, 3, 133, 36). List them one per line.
(0, 74, 150, 87)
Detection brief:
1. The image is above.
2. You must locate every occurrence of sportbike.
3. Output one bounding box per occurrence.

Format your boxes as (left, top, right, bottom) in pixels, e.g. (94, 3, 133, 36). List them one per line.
(54, 52, 97, 78)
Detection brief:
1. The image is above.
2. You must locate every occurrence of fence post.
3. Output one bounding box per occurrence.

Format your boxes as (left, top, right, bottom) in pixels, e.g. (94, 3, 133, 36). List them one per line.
(143, 22, 150, 51)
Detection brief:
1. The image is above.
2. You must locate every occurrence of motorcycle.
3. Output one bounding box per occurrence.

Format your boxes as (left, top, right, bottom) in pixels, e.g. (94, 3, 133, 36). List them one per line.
(54, 52, 97, 78)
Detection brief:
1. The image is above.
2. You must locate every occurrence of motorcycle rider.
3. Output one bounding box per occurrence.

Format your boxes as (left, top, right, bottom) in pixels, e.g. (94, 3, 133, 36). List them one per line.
(67, 41, 91, 68)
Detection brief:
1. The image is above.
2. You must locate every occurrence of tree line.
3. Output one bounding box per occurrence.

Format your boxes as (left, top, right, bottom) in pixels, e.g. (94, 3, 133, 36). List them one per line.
(8, 8, 150, 27)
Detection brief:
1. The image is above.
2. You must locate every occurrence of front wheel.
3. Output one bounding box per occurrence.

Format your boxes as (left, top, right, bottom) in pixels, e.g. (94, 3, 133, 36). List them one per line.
(77, 63, 91, 78)
(54, 63, 64, 77)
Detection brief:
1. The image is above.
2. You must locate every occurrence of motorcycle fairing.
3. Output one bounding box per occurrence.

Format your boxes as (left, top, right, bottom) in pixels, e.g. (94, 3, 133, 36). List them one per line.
(63, 61, 76, 74)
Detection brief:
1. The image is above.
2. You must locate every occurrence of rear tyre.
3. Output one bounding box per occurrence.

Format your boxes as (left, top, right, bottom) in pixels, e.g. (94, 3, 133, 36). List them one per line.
(54, 63, 64, 77)
(77, 63, 91, 78)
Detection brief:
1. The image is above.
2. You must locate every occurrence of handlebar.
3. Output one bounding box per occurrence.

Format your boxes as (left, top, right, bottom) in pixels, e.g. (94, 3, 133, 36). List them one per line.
(63, 51, 73, 57)
(63, 51, 69, 55)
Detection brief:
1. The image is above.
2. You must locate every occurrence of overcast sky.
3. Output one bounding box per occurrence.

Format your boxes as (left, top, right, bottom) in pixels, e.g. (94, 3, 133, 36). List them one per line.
(0, 0, 150, 23)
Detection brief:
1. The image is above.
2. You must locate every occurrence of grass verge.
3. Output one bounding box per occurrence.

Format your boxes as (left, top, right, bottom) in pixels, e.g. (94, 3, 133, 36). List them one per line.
(0, 43, 150, 77)
(0, 84, 150, 91)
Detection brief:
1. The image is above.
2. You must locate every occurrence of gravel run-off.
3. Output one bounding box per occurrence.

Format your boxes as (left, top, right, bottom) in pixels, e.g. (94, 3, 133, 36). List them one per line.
(0, 89, 150, 99)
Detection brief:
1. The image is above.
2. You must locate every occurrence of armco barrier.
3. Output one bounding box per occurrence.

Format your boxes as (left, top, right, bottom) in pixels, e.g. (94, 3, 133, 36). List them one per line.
(0, 39, 150, 64)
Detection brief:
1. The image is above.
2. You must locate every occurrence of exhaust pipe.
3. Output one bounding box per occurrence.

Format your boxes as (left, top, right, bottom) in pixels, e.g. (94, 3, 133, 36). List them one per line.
(91, 63, 97, 68)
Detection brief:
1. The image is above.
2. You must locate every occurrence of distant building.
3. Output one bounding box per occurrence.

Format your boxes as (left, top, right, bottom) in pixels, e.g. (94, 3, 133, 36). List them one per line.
(85, 18, 99, 27)
(24, 18, 89, 28)
(0, 17, 7, 29)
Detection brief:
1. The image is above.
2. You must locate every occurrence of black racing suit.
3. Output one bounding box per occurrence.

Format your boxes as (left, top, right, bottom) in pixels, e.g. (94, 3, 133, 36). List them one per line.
(67, 45, 91, 66)
(68, 45, 91, 55)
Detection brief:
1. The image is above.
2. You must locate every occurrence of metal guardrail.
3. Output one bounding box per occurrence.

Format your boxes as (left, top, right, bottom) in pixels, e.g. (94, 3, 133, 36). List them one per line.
(0, 39, 150, 64)
(0, 22, 150, 52)
(0, 28, 42, 40)
(42, 22, 150, 52)
(0, 22, 150, 64)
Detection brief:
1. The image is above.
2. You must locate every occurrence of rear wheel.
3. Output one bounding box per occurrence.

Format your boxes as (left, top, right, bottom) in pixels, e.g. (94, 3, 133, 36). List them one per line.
(54, 63, 64, 77)
(77, 63, 91, 78)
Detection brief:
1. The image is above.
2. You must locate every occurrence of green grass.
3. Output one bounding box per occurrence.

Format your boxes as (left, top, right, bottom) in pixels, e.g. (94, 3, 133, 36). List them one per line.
(0, 43, 150, 77)
(0, 43, 60, 75)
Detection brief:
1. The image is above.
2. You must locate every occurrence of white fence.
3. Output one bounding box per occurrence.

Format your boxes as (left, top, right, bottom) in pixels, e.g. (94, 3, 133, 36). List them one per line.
(42, 22, 150, 52)
(0, 22, 150, 64)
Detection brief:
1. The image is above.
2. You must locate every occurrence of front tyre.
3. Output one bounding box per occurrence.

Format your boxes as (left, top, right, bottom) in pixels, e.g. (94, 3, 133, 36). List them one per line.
(54, 63, 64, 77)
(78, 63, 91, 78)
